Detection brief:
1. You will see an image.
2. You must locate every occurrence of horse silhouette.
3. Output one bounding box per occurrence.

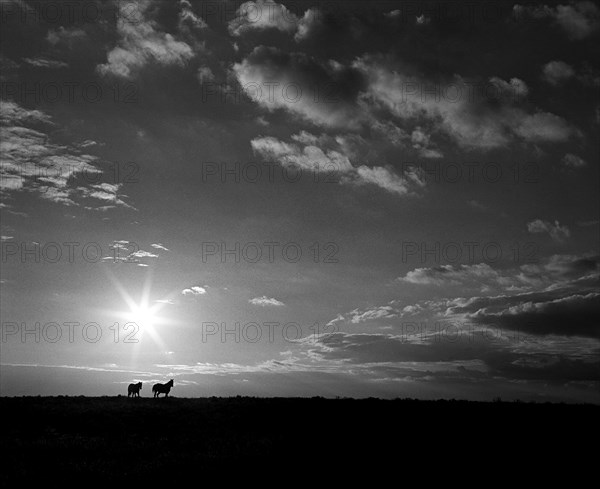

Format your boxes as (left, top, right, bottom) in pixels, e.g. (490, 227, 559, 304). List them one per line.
(152, 379, 174, 398)
(128, 382, 142, 397)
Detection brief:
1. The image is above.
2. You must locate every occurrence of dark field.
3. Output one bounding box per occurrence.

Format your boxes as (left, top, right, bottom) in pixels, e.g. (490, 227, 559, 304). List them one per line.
(1, 396, 597, 482)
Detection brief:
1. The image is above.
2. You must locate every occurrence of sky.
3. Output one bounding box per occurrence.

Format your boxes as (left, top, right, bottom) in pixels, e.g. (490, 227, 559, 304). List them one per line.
(0, 0, 598, 402)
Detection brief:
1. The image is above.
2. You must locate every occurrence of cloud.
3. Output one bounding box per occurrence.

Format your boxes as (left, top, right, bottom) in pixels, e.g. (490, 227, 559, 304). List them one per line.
(552, 1, 600, 39)
(21, 57, 68, 69)
(398, 263, 524, 292)
(348, 306, 397, 323)
(410, 127, 443, 158)
(542, 254, 600, 279)
(251, 135, 353, 173)
(229, 0, 299, 36)
(512, 111, 575, 143)
(289, 331, 600, 390)
(151, 243, 169, 251)
(80, 183, 137, 211)
(416, 14, 431, 25)
(542, 60, 576, 85)
(97, 0, 195, 78)
(293, 9, 323, 42)
(111, 240, 131, 249)
(102, 241, 158, 263)
(197, 66, 215, 84)
(401, 254, 600, 339)
(465, 292, 600, 339)
(130, 250, 159, 259)
(514, 2, 600, 40)
(396, 254, 599, 297)
(234, 45, 576, 162)
(251, 131, 419, 196)
(232, 46, 365, 129)
(468, 200, 487, 211)
(0, 100, 53, 125)
(328, 254, 599, 350)
(488, 76, 530, 99)
(178, 0, 208, 32)
(527, 219, 571, 242)
(353, 165, 411, 196)
(46, 26, 87, 47)
(562, 153, 587, 168)
(76, 140, 99, 149)
(182, 286, 207, 296)
(249, 296, 285, 307)
(0, 101, 135, 210)
(355, 56, 576, 149)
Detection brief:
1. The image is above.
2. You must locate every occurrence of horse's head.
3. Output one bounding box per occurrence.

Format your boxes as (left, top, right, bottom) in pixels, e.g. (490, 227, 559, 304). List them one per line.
(169, 379, 174, 386)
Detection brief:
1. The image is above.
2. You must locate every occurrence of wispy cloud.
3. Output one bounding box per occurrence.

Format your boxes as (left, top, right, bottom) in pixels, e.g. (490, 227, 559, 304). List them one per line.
(1, 101, 134, 210)
(249, 296, 285, 307)
(527, 219, 571, 243)
(182, 286, 207, 296)
(151, 243, 170, 251)
(22, 57, 68, 69)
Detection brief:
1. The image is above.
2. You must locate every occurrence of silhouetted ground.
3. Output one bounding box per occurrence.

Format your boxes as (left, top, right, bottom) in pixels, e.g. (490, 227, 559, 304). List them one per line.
(0, 396, 597, 483)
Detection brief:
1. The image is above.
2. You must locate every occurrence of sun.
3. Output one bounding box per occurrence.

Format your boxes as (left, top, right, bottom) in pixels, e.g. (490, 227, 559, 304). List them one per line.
(106, 270, 177, 352)
(128, 304, 158, 331)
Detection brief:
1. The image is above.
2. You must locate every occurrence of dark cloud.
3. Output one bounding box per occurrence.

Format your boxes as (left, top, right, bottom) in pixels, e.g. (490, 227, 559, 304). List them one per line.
(232, 45, 366, 129)
(513, 1, 600, 40)
(468, 291, 600, 339)
(487, 354, 600, 383)
(293, 331, 600, 385)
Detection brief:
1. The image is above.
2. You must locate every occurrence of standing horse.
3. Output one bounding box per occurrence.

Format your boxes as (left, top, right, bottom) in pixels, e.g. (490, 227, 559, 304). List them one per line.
(152, 379, 174, 398)
(128, 382, 142, 397)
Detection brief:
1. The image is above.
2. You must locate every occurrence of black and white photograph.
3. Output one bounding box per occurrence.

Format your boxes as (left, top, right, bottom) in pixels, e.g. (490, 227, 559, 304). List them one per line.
(1, 0, 599, 482)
